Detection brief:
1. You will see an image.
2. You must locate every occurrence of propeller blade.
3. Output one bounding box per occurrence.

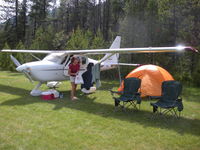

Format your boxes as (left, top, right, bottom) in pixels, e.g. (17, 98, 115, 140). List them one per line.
(22, 70, 33, 83)
(10, 55, 21, 67)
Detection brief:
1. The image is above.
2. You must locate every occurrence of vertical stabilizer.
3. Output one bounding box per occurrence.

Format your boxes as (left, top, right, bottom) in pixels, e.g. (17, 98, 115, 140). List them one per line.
(109, 36, 121, 49)
(100, 36, 121, 64)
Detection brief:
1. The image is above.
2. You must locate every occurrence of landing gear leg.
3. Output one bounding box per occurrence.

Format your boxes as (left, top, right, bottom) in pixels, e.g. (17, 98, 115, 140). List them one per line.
(30, 82, 43, 96)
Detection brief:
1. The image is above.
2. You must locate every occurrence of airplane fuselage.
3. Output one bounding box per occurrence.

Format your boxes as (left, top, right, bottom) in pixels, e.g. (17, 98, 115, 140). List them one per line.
(16, 61, 69, 82)
(15, 53, 115, 83)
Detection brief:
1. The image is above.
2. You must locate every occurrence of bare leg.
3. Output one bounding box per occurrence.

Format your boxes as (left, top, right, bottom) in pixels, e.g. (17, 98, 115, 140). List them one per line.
(70, 83, 79, 100)
(73, 84, 79, 100)
(71, 82, 75, 100)
(74, 84, 77, 96)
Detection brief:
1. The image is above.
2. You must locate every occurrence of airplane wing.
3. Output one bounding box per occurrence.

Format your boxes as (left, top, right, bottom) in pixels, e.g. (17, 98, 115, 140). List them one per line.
(110, 63, 141, 66)
(0, 46, 198, 54)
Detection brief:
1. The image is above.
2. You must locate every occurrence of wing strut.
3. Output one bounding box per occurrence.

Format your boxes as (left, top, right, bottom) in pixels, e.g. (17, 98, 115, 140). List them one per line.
(117, 62, 122, 84)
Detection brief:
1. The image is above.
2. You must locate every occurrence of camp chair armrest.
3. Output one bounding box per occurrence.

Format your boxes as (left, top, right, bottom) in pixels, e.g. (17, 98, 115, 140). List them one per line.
(134, 92, 141, 104)
(109, 90, 123, 96)
(177, 97, 182, 102)
(176, 97, 183, 111)
(135, 92, 141, 96)
(149, 96, 162, 100)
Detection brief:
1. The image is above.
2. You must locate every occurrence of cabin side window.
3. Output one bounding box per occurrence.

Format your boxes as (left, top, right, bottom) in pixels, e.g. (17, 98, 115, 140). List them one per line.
(61, 55, 70, 65)
(81, 56, 87, 65)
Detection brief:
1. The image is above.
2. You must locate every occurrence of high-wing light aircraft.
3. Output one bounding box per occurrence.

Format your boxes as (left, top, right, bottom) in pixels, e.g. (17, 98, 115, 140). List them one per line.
(1, 36, 198, 96)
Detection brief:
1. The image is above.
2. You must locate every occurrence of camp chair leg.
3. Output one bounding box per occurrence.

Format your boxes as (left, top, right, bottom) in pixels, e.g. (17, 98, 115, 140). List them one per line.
(155, 107, 181, 118)
(114, 100, 139, 112)
(129, 101, 137, 110)
(114, 99, 120, 107)
(151, 108, 161, 120)
(159, 108, 162, 115)
(162, 109, 170, 115)
(172, 108, 178, 118)
(120, 102, 126, 112)
(178, 111, 181, 117)
(115, 101, 125, 111)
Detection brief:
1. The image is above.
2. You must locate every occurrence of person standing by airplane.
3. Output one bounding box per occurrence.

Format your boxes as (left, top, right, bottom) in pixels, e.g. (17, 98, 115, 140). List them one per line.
(68, 57, 80, 100)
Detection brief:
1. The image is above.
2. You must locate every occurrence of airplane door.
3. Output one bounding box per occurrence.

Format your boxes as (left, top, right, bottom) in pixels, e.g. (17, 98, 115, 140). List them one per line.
(63, 55, 88, 78)
(63, 55, 71, 76)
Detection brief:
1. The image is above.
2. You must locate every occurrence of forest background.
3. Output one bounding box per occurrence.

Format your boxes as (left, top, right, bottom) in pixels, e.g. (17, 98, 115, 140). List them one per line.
(0, 0, 199, 86)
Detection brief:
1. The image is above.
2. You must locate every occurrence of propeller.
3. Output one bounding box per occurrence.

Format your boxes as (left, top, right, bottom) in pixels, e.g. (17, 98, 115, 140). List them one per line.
(10, 55, 33, 83)
(22, 70, 34, 83)
(10, 55, 21, 67)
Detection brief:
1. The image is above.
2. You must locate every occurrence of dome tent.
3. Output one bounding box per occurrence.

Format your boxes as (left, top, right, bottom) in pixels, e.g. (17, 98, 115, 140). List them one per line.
(118, 65, 174, 97)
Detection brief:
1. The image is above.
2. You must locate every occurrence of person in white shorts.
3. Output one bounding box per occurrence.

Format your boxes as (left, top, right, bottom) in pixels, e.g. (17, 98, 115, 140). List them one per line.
(68, 57, 80, 100)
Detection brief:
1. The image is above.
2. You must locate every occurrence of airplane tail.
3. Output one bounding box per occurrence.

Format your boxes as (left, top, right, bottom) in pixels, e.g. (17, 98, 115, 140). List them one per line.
(100, 36, 121, 64)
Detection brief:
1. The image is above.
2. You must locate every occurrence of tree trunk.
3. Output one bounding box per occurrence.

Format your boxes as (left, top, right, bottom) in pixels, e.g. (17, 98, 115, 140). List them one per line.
(15, 0, 18, 40)
(22, 0, 27, 41)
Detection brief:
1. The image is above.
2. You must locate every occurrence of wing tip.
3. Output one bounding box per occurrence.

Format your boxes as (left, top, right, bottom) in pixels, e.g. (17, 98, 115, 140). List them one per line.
(184, 47, 199, 53)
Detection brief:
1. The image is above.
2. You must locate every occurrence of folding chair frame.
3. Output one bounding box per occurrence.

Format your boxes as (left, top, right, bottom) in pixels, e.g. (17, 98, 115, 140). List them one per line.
(110, 77, 141, 112)
(114, 98, 140, 111)
(153, 106, 181, 118)
(151, 97, 183, 118)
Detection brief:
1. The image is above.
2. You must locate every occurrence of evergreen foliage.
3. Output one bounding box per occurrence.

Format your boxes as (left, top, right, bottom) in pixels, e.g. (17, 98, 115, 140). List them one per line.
(66, 27, 89, 50)
(30, 26, 55, 50)
(0, 0, 199, 85)
(0, 43, 15, 70)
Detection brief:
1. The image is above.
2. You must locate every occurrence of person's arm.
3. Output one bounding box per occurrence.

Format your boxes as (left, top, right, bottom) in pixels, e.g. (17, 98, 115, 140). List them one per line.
(68, 68, 77, 76)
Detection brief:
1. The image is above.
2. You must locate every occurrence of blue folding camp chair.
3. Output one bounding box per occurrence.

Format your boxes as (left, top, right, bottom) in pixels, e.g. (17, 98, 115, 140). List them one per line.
(110, 77, 141, 111)
(150, 80, 183, 117)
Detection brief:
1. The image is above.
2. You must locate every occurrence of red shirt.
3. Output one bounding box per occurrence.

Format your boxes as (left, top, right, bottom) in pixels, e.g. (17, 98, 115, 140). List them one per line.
(69, 63, 80, 76)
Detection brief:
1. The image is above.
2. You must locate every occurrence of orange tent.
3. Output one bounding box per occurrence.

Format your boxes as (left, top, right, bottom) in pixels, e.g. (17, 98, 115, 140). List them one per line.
(118, 65, 174, 97)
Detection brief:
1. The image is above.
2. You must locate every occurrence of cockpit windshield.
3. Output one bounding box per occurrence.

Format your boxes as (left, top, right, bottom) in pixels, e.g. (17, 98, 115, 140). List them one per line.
(43, 53, 67, 64)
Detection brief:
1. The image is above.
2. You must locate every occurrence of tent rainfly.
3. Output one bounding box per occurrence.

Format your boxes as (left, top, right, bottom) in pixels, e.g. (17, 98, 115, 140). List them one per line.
(118, 65, 174, 97)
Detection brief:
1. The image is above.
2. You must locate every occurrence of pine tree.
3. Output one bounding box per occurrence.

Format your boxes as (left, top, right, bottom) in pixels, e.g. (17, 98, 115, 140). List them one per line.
(30, 26, 55, 50)
(66, 27, 89, 50)
(15, 41, 26, 64)
(91, 31, 105, 49)
(52, 30, 67, 50)
(0, 43, 15, 70)
(91, 30, 105, 60)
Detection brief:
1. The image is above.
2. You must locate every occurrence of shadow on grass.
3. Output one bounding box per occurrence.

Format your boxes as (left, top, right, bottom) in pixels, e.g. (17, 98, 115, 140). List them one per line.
(0, 84, 200, 137)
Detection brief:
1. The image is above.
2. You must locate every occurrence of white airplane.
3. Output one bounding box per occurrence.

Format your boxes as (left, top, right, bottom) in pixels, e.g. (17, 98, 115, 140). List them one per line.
(1, 36, 198, 96)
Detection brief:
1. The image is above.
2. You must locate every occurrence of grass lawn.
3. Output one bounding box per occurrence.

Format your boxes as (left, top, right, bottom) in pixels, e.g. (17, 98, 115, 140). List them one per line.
(0, 71, 200, 150)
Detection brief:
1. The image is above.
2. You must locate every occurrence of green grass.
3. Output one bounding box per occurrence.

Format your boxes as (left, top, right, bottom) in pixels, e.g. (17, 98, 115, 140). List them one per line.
(0, 71, 200, 150)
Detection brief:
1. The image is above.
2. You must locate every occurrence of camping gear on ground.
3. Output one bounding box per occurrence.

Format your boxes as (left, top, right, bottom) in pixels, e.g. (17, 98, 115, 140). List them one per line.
(41, 91, 55, 100)
(30, 89, 42, 96)
(150, 80, 183, 117)
(50, 89, 60, 98)
(59, 93, 64, 98)
(47, 81, 61, 89)
(81, 86, 96, 94)
(118, 65, 174, 97)
(110, 77, 141, 111)
(41, 89, 60, 100)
